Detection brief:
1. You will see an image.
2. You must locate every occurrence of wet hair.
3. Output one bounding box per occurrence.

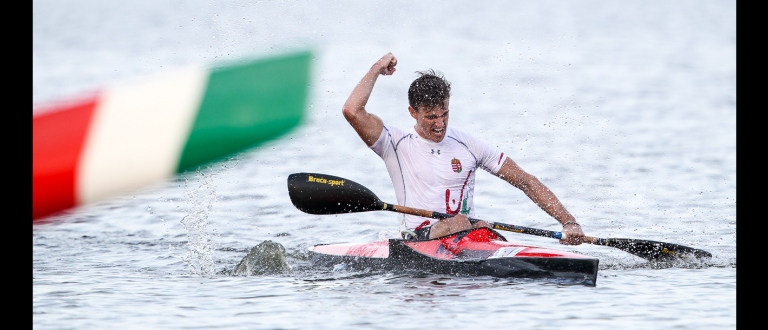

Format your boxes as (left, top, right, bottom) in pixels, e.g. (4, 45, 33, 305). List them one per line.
(408, 69, 451, 110)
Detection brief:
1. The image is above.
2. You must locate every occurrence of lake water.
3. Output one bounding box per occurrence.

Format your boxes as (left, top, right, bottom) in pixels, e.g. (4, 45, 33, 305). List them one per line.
(33, 0, 736, 329)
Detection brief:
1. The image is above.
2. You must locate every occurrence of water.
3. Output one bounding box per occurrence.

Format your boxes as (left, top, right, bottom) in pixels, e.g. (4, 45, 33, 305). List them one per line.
(33, 0, 736, 329)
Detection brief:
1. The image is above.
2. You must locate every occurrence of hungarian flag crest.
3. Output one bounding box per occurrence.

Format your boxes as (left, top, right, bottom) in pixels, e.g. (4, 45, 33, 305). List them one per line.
(451, 158, 462, 173)
(32, 51, 313, 221)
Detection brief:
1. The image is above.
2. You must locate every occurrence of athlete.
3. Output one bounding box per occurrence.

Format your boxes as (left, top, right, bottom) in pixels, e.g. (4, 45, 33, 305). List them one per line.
(342, 52, 585, 245)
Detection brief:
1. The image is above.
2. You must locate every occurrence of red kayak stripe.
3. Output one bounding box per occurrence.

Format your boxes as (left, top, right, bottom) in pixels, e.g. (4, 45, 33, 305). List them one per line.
(32, 96, 99, 220)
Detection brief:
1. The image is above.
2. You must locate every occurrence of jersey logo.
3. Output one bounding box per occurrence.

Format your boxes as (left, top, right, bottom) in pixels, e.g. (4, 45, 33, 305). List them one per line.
(445, 170, 473, 215)
(451, 158, 462, 173)
(431, 149, 440, 155)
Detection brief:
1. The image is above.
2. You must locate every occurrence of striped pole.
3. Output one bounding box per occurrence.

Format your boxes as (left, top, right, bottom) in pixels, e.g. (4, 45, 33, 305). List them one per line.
(33, 51, 313, 221)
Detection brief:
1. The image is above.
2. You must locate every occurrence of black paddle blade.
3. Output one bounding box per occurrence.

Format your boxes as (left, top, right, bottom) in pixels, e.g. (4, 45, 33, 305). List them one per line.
(287, 173, 386, 215)
(601, 238, 712, 261)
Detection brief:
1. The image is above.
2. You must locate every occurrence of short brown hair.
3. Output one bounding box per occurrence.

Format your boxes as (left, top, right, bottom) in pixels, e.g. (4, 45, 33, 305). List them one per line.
(408, 69, 451, 110)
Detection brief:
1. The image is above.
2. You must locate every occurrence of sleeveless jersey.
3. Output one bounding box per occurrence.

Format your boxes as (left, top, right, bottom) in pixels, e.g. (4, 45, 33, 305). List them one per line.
(370, 124, 506, 230)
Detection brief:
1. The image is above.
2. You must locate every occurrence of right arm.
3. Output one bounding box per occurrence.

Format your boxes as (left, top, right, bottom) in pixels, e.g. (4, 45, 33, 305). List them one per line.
(342, 53, 398, 146)
(494, 157, 585, 245)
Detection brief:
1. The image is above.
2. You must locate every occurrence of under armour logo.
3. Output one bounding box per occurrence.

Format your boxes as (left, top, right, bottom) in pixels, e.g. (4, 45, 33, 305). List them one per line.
(431, 149, 441, 155)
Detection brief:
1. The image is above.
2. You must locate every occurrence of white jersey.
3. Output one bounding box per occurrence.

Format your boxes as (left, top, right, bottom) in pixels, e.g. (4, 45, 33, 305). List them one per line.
(370, 124, 506, 230)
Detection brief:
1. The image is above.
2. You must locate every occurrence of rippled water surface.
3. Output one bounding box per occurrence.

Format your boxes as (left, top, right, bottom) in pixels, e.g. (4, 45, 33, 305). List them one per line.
(33, 1, 736, 329)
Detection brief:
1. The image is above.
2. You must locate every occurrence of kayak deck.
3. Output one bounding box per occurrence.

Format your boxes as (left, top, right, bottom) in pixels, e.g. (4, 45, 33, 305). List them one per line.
(309, 228, 599, 286)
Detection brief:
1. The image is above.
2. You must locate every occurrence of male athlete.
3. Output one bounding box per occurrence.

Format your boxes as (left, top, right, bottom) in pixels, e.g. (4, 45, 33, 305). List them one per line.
(342, 52, 585, 245)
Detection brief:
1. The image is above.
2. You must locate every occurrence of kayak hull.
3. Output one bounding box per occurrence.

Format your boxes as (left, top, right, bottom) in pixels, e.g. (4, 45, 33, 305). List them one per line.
(309, 228, 599, 286)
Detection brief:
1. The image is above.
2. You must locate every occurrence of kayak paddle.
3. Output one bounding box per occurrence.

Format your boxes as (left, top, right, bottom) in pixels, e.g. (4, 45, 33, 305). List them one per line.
(286, 172, 712, 262)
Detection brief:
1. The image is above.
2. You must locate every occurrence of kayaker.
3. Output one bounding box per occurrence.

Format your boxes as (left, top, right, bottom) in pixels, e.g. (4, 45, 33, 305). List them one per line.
(342, 52, 585, 245)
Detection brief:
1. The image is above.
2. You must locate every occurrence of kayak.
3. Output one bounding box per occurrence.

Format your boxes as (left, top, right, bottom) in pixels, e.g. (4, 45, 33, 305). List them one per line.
(288, 172, 711, 273)
(308, 227, 600, 286)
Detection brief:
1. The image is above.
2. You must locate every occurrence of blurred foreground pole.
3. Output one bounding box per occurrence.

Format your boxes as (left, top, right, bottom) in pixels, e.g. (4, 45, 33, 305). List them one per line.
(33, 50, 313, 222)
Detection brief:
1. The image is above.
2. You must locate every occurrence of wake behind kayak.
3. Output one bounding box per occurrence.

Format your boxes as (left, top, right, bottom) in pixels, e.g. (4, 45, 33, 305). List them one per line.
(233, 240, 292, 276)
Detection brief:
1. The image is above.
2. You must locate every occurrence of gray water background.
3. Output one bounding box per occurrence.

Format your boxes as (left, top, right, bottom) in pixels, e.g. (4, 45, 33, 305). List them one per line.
(33, 1, 736, 329)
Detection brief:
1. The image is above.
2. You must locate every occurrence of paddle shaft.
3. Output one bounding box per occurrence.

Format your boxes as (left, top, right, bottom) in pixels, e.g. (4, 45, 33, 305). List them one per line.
(384, 202, 602, 244)
(383, 202, 712, 260)
(287, 172, 711, 260)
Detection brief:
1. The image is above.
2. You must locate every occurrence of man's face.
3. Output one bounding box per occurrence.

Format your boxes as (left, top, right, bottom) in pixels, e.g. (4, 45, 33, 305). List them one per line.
(409, 100, 449, 143)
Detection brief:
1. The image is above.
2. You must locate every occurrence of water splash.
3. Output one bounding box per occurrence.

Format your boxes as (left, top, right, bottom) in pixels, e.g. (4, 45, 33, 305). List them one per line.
(180, 170, 218, 276)
(233, 240, 291, 276)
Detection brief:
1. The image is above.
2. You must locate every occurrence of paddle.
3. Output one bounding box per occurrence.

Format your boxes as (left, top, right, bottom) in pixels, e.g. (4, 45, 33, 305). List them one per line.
(286, 172, 712, 262)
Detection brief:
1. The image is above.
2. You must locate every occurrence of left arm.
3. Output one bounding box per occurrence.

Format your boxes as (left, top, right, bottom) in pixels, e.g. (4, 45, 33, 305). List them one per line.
(494, 157, 585, 245)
